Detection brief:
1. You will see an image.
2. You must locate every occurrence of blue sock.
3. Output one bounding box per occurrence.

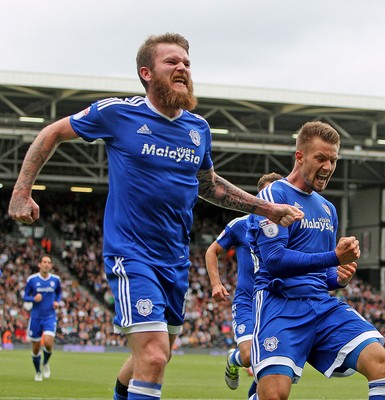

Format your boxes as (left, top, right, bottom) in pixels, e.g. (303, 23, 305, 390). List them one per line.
(43, 347, 52, 365)
(369, 378, 385, 399)
(230, 348, 243, 367)
(128, 379, 162, 400)
(32, 352, 41, 373)
(248, 380, 257, 398)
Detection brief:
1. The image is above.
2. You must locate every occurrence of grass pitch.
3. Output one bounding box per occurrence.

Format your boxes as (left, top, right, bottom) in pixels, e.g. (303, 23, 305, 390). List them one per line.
(0, 349, 367, 399)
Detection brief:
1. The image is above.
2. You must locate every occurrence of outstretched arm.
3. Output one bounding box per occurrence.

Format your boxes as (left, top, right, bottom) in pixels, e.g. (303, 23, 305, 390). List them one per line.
(197, 168, 303, 227)
(8, 117, 78, 224)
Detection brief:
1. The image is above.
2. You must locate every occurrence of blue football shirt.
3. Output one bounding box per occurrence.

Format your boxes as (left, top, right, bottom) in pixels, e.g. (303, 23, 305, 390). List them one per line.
(24, 273, 62, 319)
(247, 179, 340, 298)
(216, 215, 256, 303)
(70, 96, 213, 267)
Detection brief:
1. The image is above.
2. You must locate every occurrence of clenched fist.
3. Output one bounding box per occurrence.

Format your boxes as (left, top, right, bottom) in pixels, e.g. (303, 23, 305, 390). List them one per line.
(335, 236, 360, 265)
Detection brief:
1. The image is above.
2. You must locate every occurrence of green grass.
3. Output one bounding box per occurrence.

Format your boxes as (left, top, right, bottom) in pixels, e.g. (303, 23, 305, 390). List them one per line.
(0, 349, 368, 399)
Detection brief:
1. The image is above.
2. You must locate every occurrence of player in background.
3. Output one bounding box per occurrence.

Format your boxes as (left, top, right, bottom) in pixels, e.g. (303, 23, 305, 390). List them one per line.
(247, 121, 385, 400)
(8, 33, 303, 400)
(205, 172, 282, 397)
(23, 254, 61, 381)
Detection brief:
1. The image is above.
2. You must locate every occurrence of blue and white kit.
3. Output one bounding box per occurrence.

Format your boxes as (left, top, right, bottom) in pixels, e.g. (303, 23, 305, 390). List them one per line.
(70, 96, 213, 333)
(216, 215, 257, 344)
(24, 272, 61, 341)
(247, 179, 384, 382)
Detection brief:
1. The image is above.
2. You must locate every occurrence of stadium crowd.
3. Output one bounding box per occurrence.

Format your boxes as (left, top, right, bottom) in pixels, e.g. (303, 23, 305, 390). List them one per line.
(1, 194, 385, 349)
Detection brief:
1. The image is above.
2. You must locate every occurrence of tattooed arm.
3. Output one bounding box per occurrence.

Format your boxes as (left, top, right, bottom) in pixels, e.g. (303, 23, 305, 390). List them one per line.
(197, 168, 304, 227)
(8, 117, 78, 224)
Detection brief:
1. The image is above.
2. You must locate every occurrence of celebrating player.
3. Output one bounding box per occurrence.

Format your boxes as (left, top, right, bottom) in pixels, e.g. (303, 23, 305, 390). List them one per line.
(205, 172, 282, 397)
(247, 121, 385, 400)
(9, 33, 303, 400)
(23, 254, 61, 381)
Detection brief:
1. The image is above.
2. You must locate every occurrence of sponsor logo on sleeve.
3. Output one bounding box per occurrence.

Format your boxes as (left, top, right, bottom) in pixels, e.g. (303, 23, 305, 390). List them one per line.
(217, 229, 226, 240)
(259, 219, 279, 238)
(73, 107, 90, 120)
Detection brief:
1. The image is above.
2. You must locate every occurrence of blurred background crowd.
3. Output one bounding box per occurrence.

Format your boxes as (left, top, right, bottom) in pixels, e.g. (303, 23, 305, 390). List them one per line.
(1, 193, 384, 350)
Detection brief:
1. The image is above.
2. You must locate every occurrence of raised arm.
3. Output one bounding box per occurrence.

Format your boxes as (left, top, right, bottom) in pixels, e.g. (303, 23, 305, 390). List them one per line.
(8, 117, 78, 224)
(197, 168, 304, 227)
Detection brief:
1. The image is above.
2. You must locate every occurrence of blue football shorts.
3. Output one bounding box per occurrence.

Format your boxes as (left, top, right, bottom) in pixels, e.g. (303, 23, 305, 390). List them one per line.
(251, 290, 385, 382)
(27, 316, 57, 341)
(232, 294, 253, 344)
(104, 256, 190, 335)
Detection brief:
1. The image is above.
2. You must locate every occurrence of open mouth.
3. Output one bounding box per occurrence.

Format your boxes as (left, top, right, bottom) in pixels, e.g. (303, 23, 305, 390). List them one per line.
(172, 75, 187, 87)
(316, 174, 328, 183)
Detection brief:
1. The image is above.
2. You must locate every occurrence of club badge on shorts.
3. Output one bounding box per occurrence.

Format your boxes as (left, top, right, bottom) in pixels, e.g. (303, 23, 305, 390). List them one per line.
(237, 324, 246, 335)
(263, 336, 279, 352)
(136, 299, 154, 316)
(259, 219, 279, 238)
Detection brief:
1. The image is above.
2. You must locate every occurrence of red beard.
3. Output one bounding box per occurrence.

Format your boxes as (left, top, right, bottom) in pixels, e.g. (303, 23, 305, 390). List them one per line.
(151, 72, 197, 111)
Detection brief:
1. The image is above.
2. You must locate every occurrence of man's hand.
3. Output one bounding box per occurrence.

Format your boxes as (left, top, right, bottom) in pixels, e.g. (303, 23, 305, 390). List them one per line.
(335, 236, 360, 265)
(8, 117, 78, 225)
(8, 191, 40, 225)
(211, 283, 230, 303)
(336, 262, 357, 287)
(34, 293, 43, 303)
(267, 203, 304, 227)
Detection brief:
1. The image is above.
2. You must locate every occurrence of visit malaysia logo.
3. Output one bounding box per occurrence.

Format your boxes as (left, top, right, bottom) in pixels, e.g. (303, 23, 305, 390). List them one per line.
(141, 143, 201, 164)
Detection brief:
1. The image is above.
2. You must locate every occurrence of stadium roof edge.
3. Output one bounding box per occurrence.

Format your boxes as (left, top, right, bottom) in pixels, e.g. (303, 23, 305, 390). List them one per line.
(1, 69, 385, 111)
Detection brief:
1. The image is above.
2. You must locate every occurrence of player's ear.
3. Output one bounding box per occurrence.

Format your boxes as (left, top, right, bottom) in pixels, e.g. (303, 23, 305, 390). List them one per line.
(295, 150, 304, 164)
(139, 66, 152, 83)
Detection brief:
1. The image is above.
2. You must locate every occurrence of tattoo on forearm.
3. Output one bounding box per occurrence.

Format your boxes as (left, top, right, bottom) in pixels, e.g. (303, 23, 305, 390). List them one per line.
(14, 134, 56, 191)
(197, 169, 268, 214)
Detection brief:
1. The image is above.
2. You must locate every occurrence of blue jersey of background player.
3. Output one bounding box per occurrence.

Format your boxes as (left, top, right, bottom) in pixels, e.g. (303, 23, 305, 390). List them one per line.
(23, 254, 61, 381)
(247, 121, 385, 400)
(211, 214, 256, 338)
(206, 172, 282, 396)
